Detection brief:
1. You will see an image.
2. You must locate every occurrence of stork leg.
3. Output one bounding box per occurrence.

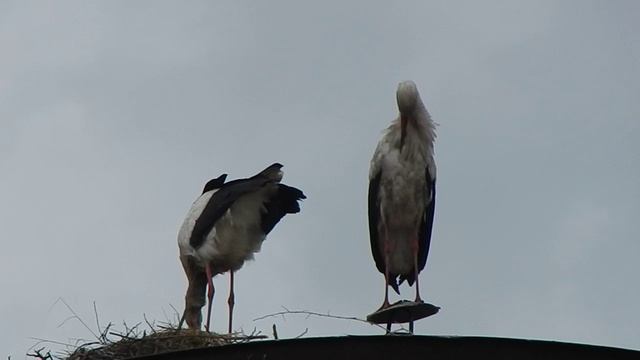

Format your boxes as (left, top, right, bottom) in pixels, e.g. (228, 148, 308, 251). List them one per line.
(383, 261, 391, 308)
(205, 264, 215, 332)
(227, 270, 235, 334)
(379, 237, 392, 310)
(381, 227, 393, 333)
(411, 237, 423, 303)
(384, 270, 392, 335)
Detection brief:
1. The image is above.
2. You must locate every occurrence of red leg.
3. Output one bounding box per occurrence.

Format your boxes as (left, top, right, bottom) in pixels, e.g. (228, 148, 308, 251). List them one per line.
(228, 271, 235, 334)
(205, 264, 215, 332)
(379, 226, 392, 310)
(381, 253, 391, 309)
(411, 238, 423, 303)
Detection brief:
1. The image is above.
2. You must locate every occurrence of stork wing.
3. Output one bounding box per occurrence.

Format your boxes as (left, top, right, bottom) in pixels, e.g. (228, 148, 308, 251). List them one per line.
(189, 177, 271, 249)
(261, 184, 306, 234)
(417, 167, 436, 272)
(368, 169, 385, 274)
(201, 174, 228, 194)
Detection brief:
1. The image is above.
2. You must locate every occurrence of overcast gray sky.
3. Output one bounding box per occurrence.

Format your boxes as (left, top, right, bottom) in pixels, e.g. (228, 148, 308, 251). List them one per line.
(2, 1, 639, 357)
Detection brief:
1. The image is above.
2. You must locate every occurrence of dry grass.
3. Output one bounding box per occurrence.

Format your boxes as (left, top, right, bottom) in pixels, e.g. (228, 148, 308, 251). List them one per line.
(29, 301, 377, 359)
(65, 326, 265, 360)
(28, 300, 266, 360)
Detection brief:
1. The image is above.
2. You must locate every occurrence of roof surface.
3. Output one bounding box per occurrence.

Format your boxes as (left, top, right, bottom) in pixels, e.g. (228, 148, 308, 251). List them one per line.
(132, 335, 640, 360)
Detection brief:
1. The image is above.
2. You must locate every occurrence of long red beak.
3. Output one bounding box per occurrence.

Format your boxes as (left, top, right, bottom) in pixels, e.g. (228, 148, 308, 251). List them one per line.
(400, 114, 408, 151)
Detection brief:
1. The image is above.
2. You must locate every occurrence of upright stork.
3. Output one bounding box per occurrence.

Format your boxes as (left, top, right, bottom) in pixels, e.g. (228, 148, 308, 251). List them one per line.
(178, 163, 305, 333)
(368, 81, 437, 310)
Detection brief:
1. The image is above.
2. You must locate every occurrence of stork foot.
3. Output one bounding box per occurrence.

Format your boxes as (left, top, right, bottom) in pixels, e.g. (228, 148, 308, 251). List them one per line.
(367, 300, 439, 325)
(204, 264, 215, 333)
(377, 299, 391, 311)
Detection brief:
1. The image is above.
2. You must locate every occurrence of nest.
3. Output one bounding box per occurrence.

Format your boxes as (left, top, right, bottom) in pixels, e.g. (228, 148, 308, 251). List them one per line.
(27, 300, 269, 360)
(64, 328, 265, 360)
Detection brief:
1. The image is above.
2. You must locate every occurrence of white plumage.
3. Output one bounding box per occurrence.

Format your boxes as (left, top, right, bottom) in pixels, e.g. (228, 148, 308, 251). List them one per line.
(178, 164, 305, 333)
(368, 81, 437, 308)
(178, 188, 269, 273)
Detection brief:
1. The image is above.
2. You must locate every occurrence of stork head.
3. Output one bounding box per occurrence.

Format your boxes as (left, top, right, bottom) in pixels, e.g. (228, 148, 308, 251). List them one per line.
(396, 80, 420, 150)
(396, 80, 419, 114)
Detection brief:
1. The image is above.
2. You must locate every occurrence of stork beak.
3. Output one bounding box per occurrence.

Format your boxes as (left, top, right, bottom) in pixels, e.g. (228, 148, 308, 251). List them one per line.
(400, 114, 408, 151)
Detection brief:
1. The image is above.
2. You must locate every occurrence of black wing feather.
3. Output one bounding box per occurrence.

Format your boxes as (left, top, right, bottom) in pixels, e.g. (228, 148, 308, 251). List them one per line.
(368, 170, 385, 275)
(400, 166, 436, 286)
(201, 174, 227, 194)
(418, 175, 436, 272)
(189, 177, 270, 249)
(261, 184, 306, 234)
(369, 170, 400, 293)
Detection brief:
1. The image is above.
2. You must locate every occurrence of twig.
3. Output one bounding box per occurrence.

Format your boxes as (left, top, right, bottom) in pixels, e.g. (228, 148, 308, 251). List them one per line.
(93, 302, 101, 337)
(26, 347, 52, 360)
(28, 338, 75, 350)
(294, 328, 308, 338)
(99, 322, 113, 344)
(52, 297, 100, 340)
(123, 322, 142, 338)
(272, 324, 278, 340)
(253, 308, 387, 331)
(143, 313, 156, 333)
(168, 304, 182, 323)
(247, 328, 265, 340)
(108, 332, 138, 341)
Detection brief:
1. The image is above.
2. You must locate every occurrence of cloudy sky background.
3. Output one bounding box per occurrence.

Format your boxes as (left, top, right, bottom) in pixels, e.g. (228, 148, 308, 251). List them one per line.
(1, 0, 639, 357)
